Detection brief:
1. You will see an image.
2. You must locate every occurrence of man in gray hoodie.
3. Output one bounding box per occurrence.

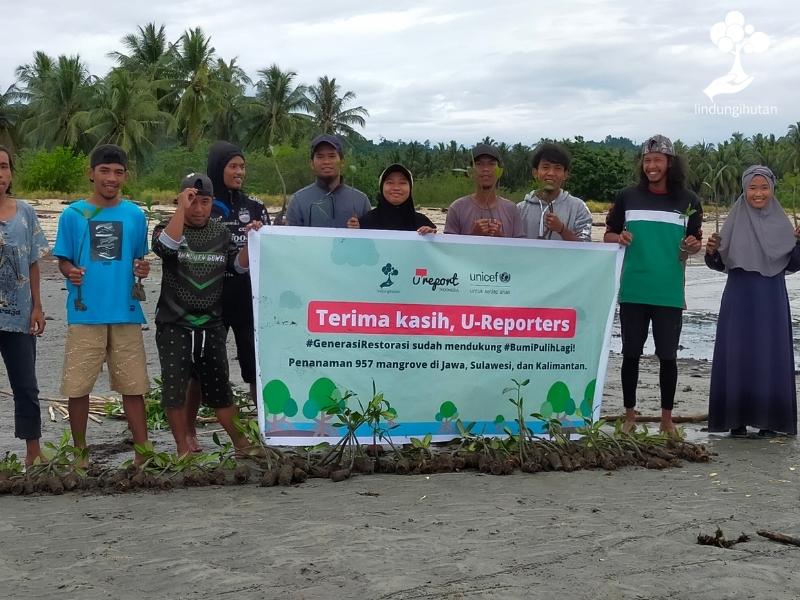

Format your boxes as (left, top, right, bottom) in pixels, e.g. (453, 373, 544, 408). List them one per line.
(517, 143, 593, 242)
(287, 134, 371, 228)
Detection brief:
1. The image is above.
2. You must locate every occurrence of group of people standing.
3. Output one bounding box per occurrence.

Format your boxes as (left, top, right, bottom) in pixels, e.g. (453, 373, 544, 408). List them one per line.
(0, 130, 797, 465)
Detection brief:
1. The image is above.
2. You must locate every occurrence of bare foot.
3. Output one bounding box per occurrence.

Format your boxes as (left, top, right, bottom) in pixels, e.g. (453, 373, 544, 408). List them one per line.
(621, 419, 636, 434)
(73, 447, 90, 470)
(186, 435, 202, 453)
(659, 421, 679, 439)
(24, 453, 48, 467)
(25, 440, 46, 467)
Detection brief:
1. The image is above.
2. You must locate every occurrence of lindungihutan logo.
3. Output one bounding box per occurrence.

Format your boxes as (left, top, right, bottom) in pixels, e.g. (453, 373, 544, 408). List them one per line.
(380, 263, 398, 288)
(703, 11, 769, 102)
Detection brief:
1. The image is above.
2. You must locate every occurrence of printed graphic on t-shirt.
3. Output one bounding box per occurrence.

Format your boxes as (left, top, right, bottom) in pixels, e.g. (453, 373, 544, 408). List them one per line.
(0, 243, 22, 315)
(90, 221, 123, 261)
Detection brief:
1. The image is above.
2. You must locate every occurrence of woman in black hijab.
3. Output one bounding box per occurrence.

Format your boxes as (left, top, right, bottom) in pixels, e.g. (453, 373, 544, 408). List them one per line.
(359, 164, 436, 234)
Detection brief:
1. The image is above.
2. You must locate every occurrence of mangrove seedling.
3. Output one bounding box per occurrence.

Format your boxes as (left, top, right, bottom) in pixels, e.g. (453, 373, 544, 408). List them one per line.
(361, 381, 400, 456)
(504, 377, 532, 465)
(208, 432, 237, 471)
(409, 433, 433, 459)
(317, 391, 365, 470)
(233, 416, 283, 468)
(28, 430, 89, 479)
(678, 205, 698, 262)
(0, 452, 24, 477)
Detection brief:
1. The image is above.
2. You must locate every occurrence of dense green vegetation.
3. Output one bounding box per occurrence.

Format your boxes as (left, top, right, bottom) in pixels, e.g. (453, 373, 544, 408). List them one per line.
(2, 23, 800, 209)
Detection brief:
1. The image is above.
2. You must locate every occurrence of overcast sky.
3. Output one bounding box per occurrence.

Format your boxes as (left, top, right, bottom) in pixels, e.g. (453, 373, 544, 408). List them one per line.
(3, 0, 798, 146)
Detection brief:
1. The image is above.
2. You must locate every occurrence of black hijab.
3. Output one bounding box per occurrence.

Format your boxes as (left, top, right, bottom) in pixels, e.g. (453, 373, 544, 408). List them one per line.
(360, 164, 423, 231)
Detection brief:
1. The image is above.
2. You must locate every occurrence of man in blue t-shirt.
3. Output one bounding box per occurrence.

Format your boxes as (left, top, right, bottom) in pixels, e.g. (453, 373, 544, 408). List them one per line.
(53, 145, 151, 465)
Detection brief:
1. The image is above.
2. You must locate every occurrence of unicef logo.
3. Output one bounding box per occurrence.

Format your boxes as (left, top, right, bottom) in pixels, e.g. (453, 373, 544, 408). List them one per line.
(469, 271, 511, 285)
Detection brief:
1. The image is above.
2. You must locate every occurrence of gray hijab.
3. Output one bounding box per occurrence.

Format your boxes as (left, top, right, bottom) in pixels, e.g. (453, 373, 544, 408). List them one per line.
(719, 165, 796, 276)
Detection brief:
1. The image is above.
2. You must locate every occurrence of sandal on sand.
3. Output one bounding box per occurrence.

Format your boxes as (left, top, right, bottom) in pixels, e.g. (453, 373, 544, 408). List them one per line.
(235, 446, 268, 460)
(729, 426, 748, 438)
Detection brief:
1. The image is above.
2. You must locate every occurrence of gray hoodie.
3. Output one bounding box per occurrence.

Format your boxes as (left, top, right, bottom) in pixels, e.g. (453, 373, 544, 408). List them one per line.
(517, 189, 593, 242)
(287, 178, 371, 228)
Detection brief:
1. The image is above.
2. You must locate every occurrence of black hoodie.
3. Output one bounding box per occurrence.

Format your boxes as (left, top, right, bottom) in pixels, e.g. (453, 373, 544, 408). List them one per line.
(207, 140, 270, 326)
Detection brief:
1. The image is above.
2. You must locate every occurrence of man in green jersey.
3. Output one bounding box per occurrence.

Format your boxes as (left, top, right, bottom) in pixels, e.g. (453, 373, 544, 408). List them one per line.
(604, 135, 703, 435)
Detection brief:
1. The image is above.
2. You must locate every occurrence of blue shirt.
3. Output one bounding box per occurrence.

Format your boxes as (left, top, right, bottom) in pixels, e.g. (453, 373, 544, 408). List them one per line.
(53, 199, 147, 325)
(0, 200, 50, 333)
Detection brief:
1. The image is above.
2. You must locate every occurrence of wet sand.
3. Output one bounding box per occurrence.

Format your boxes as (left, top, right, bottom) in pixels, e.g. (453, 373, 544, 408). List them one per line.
(1, 205, 799, 599)
(1, 408, 799, 599)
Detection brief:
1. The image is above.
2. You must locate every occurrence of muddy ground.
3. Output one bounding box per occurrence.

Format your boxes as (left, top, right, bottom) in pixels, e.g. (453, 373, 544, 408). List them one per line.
(1, 205, 798, 599)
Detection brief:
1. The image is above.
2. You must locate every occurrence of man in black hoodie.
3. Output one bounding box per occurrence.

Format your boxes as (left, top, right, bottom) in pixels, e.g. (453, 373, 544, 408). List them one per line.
(184, 141, 268, 449)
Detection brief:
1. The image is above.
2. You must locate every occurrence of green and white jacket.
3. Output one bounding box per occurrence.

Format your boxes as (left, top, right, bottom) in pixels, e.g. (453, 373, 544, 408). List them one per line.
(606, 186, 703, 309)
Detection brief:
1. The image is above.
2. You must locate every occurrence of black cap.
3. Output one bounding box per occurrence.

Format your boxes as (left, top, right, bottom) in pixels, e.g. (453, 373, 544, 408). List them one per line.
(311, 134, 343, 158)
(90, 144, 128, 169)
(472, 143, 501, 164)
(180, 173, 215, 197)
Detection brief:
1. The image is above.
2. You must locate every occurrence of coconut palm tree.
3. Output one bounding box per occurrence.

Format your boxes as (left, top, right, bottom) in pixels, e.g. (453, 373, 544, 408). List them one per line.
(505, 142, 532, 190)
(75, 69, 173, 168)
(13, 51, 55, 102)
(710, 143, 743, 205)
(163, 28, 229, 150)
(18, 54, 96, 150)
(305, 75, 368, 138)
(109, 23, 172, 79)
(785, 122, 800, 172)
(211, 57, 252, 143)
(751, 133, 782, 176)
(244, 64, 309, 149)
(0, 85, 20, 149)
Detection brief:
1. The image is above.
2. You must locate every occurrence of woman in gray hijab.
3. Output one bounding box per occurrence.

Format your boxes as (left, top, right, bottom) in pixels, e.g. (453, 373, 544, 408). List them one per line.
(705, 165, 800, 437)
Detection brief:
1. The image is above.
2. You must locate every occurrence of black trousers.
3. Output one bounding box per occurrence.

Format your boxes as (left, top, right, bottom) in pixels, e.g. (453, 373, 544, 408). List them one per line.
(619, 303, 682, 411)
(0, 332, 41, 439)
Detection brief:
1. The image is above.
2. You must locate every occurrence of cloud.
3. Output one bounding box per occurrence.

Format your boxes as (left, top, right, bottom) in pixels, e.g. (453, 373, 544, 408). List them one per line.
(285, 7, 472, 38)
(2, 0, 798, 145)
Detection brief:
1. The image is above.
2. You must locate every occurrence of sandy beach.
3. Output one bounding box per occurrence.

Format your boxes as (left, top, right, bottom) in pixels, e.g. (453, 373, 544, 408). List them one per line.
(1, 202, 799, 599)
